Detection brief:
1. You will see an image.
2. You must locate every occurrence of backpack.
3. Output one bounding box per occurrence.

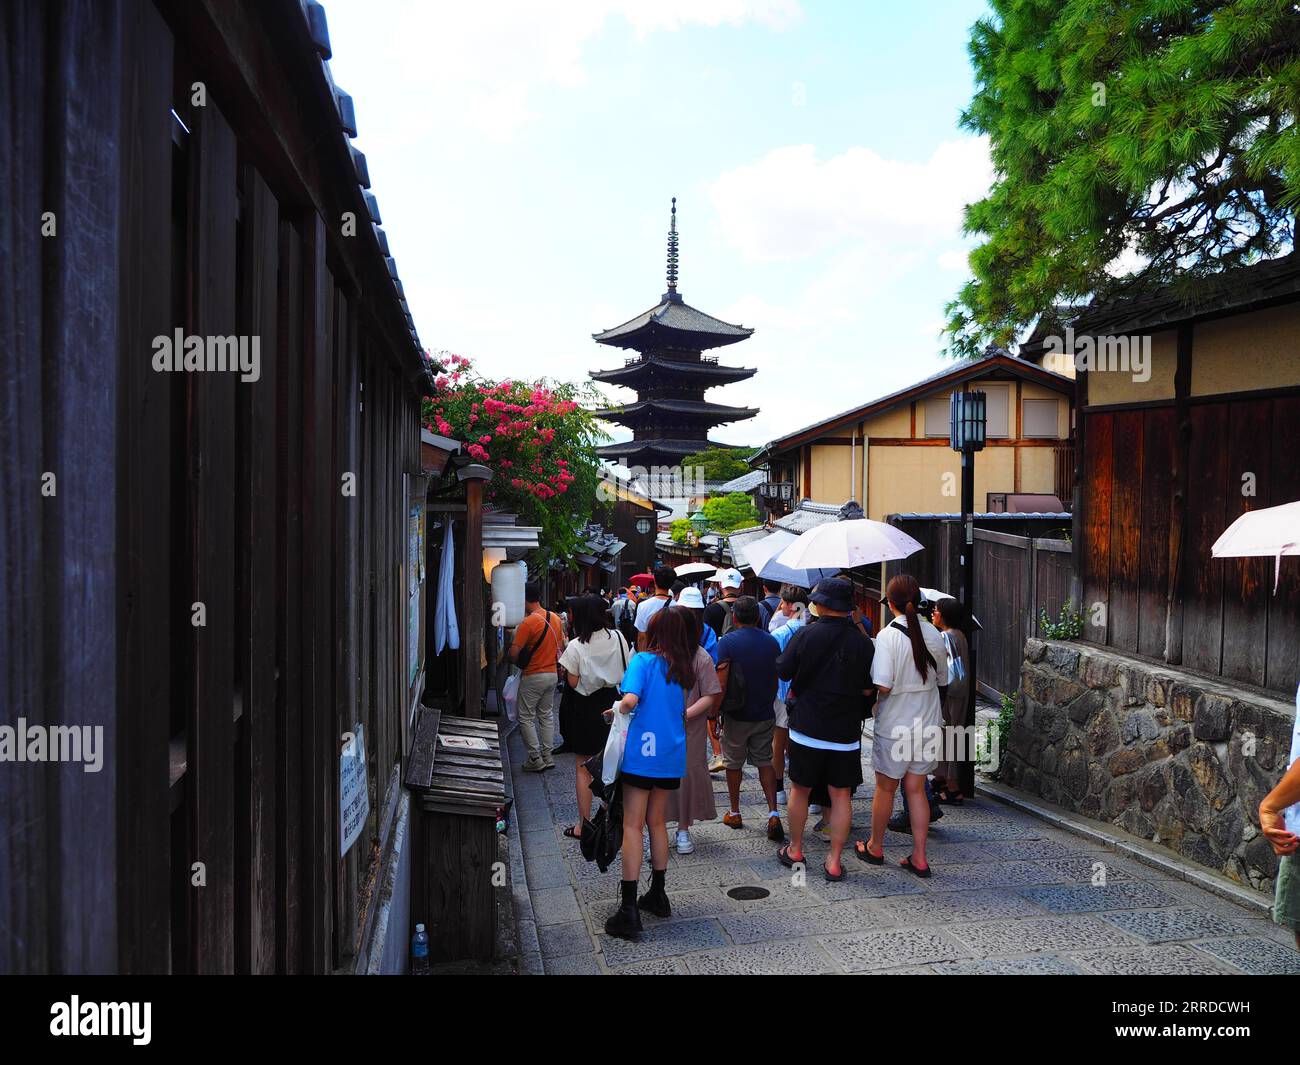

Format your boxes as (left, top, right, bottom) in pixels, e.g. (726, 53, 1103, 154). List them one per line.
(757, 594, 780, 631)
(716, 598, 737, 637)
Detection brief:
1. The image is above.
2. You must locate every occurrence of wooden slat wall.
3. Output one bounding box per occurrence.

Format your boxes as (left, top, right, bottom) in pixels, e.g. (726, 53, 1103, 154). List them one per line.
(187, 98, 239, 976)
(235, 165, 280, 974)
(1081, 393, 1300, 695)
(116, 0, 175, 976)
(3, 0, 428, 975)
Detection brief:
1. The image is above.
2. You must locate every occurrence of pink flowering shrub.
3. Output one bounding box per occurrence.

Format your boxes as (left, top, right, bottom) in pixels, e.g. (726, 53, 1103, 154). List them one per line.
(422, 352, 607, 562)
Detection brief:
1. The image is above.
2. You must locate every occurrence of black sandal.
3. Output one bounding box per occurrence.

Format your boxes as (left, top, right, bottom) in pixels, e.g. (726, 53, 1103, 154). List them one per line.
(853, 841, 884, 865)
(562, 825, 581, 840)
(823, 863, 845, 882)
(777, 843, 805, 869)
(900, 854, 932, 878)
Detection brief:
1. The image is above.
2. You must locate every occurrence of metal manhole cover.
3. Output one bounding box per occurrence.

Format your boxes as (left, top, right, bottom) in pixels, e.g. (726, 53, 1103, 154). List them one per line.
(726, 885, 770, 901)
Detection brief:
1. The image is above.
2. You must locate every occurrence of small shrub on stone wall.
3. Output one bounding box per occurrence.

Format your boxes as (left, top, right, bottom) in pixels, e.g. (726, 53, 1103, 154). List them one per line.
(1039, 600, 1083, 640)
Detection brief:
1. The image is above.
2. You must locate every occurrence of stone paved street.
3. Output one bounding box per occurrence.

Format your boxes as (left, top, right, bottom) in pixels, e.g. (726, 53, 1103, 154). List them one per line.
(507, 726, 1300, 976)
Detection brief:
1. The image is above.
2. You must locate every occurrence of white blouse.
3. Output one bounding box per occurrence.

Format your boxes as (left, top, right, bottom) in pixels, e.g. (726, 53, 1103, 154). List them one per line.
(558, 629, 630, 696)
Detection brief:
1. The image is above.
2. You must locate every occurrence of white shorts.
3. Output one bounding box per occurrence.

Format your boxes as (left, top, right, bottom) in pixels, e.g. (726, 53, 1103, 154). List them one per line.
(871, 720, 939, 780)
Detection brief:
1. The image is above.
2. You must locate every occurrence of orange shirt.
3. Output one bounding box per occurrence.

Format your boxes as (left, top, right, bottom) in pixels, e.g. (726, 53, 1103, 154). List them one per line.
(512, 609, 564, 675)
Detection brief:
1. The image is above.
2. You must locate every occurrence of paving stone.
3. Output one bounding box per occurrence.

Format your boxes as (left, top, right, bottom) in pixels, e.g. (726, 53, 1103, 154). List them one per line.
(597, 918, 729, 966)
(610, 956, 688, 975)
(544, 952, 602, 975)
(1152, 878, 1268, 920)
(975, 837, 1095, 861)
(808, 867, 930, 901)
(1018, 881, 1177, 913)
(877, 888, 1048, 925)
(925, 822, 1043, 842)
(1031, 855, 1138, 884)
(520, 827, 562, 857)
(537, 919, 596, 959)
(1097, 906, 1249, 944)
(821, 927, 970, 971)
(914, 860, 1065, 889)
(1190, 936, 1300, 975)
(1071, 944, 1234, 975)
(518, 949, 544, 975)
(524, 853, 573, 890)
(685, 939, 841, 975)
(530, 885, 583, 926)
(934, 954, 1088, 975)
(721, 902, 890, 944)
(946, 914, 1141, 955)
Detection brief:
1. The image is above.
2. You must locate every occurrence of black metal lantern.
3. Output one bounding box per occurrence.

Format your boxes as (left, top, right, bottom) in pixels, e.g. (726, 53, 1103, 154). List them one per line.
(949, 390, 987, 453)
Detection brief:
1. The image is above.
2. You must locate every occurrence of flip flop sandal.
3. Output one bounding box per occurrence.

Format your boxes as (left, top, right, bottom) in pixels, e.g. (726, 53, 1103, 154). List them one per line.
(777, 843, 805, 869)
(823, 863, 845, 882)
(900, 854, 932, 878)
(853, 841, 884, 865)
(562, 825, 581, 840)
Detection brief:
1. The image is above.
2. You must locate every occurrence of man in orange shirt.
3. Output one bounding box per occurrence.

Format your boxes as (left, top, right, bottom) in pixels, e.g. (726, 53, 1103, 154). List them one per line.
(510, 580, 566, 771)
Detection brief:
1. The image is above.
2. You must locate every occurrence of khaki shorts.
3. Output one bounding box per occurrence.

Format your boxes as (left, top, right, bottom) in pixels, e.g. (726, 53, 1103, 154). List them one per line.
(721, 717, 774, 770)
(773, 697, 789, 730)
(1275, 854, 1300, 933)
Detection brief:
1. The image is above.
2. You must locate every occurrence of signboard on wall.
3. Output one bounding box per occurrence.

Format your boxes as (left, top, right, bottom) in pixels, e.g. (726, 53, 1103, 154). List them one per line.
(339, 724, 369, 856)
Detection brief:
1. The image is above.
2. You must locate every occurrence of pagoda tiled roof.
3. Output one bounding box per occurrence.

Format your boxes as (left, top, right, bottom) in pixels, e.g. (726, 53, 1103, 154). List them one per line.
(592, 294, 754, 350)
(590, 353, 756, 385)
(596, 437, 748, 463)
(592, 397, 758, 422)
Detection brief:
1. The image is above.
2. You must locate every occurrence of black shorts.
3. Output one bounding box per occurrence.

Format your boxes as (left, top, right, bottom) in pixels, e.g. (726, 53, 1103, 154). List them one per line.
(620, 772, 681, 791)
(788, 740, 863, 792)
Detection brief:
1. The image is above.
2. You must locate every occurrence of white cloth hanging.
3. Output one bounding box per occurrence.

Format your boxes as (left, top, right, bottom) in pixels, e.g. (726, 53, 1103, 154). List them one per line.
(434, 519, 460, 654)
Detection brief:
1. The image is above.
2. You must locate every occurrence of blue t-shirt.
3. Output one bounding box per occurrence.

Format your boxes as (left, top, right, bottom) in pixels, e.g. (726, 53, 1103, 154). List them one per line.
(619, 651, 687, 779)
(772, 616, 806, 703)
(699, 623, 719, 664)
(717, 625, 780, 722)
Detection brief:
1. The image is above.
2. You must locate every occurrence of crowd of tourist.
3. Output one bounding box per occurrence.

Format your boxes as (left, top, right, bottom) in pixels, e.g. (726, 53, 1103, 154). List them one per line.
(508, 563, 980, 941)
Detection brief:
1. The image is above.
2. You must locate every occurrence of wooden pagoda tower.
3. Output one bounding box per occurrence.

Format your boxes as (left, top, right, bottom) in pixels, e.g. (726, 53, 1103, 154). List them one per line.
(590, 199, 757, 469)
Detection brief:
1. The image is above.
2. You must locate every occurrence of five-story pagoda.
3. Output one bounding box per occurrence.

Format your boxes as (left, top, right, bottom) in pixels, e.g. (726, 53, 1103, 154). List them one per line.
(590, 199, 757, 470)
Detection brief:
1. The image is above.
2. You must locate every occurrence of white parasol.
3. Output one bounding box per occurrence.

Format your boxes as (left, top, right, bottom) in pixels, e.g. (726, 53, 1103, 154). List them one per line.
(1211, 499, 1300, 593)
(775, 518, 924, 571)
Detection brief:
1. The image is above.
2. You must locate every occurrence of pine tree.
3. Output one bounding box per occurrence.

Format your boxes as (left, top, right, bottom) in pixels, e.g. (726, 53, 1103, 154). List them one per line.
(947, 0, 1300, 355)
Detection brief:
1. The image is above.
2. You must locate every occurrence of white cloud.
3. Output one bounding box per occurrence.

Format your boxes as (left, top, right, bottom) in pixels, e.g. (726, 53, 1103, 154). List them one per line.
(707, 137, 993, 261)
(329, 0, 801, 143)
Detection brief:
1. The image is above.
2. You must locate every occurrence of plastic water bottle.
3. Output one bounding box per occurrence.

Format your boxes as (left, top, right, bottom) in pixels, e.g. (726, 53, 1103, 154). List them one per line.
(411, 923, 430, 975)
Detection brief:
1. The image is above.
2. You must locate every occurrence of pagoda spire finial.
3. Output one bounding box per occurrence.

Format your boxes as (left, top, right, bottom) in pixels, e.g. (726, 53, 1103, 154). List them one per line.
(665, 196, 680, 299)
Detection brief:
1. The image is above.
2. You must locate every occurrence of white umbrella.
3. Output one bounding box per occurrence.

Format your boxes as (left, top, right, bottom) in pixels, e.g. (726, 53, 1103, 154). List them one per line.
(1211, 499, 1300, 593)
(672, 561, 717, 579)
(742, 530, 838, 588)
(776, 518, 924, 571)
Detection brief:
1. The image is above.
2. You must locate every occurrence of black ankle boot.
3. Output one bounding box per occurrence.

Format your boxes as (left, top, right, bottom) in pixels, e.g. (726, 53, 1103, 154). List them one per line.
(637, 869, 671, 918)
(605, 880, 643, 939)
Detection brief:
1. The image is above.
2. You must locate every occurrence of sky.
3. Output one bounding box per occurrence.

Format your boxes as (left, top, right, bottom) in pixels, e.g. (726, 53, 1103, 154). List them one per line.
(324, 0, 996, 451)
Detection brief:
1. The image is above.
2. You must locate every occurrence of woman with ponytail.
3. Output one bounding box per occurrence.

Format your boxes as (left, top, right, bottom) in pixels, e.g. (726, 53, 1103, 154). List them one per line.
(854, 574, 948, 877)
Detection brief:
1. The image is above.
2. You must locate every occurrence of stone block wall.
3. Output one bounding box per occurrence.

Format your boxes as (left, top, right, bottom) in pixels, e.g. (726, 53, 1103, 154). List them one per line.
(1002, 639, 1296, 891)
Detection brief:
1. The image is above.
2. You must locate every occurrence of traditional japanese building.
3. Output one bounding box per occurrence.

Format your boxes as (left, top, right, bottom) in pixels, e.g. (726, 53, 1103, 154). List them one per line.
(590, 199, 757, 470)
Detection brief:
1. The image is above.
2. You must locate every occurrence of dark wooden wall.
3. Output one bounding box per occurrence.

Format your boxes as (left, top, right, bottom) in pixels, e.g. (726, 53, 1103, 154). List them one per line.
(1081, 393, 1300, 695)
(2, 0, 425, 974)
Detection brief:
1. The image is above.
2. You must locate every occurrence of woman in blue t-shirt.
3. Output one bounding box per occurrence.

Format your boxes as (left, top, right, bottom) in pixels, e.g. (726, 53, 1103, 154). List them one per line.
(603, 606, 707, 940)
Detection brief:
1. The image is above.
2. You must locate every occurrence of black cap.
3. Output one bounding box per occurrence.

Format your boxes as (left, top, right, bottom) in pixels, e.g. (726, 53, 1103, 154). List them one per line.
(809, 577, 853, 613)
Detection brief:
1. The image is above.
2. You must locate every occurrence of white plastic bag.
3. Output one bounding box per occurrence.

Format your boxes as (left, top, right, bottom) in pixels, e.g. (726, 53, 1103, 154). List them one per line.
(601, 705, 630, 787)
(502, 672, 520, 726)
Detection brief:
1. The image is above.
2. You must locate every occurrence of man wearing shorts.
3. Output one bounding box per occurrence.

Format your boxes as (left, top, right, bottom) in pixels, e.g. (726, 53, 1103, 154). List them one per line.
(716, 596, 783, 842)
(774, 578, 874, 881)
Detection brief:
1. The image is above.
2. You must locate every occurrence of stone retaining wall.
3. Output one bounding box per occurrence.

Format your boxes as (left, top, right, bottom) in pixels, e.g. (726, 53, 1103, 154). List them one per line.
(1002, 639, 1295, 891)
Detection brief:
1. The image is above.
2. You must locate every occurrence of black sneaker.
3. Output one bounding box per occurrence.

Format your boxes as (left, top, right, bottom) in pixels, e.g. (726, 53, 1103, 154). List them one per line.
(929, 798, 944, 823)
(604, 900, 643, 939)
(637, 886, 671, 919)
(887, 812, 911, 834)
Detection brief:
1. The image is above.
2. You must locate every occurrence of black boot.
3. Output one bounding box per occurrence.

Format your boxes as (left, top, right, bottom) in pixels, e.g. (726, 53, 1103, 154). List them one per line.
(604, 879, 643, 939)
(637, 868, 671, 918)
(887, 811, 911, 834)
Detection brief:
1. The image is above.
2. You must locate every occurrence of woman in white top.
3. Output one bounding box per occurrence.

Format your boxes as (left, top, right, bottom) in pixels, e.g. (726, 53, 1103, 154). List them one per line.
(856, 574, 947, 877)
(557, 594, 630, 839)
